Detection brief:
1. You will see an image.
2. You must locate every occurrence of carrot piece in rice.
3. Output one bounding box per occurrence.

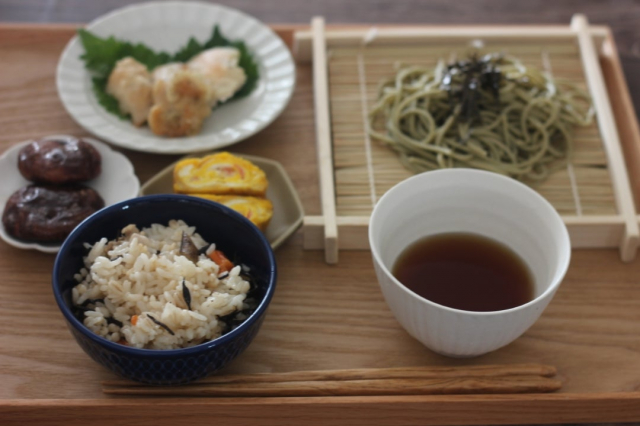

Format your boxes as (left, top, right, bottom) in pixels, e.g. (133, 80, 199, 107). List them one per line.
(209, 250, 234, 273)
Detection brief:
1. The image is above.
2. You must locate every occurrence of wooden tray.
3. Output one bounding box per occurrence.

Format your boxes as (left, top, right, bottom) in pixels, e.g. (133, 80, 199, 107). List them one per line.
(1, 23, 640, 426)
(295, 16, 640, 265)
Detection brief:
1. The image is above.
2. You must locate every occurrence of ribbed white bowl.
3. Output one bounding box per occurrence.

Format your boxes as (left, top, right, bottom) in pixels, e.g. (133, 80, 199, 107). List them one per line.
(369, 169, 571, 357)
(56, 1, 295, 154)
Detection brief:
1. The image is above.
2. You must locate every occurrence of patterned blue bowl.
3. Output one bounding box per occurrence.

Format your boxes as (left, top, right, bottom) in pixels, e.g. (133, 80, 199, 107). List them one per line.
(52, 194, 277, 385)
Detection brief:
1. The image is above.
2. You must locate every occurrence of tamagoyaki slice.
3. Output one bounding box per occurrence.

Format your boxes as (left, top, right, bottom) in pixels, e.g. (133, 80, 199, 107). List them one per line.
(191, 194, 273, 231)
(173, 152, 268, 196)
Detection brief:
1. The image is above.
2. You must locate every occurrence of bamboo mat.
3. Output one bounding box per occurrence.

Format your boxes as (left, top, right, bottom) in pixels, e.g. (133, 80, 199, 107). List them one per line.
(327, 40, 616, 217)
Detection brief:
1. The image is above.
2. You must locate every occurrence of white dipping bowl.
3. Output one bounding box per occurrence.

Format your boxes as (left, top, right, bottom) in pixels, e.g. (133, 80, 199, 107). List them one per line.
(368, 169, 571, 357)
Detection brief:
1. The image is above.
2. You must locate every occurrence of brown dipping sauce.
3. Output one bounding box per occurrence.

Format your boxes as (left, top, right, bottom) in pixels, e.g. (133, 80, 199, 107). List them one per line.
(392, 233, 534, 312)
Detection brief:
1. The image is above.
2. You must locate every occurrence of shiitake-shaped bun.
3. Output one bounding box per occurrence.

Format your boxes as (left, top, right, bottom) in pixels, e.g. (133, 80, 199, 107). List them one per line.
(18, 137, 101, 184)
(2, 185, 105, 242)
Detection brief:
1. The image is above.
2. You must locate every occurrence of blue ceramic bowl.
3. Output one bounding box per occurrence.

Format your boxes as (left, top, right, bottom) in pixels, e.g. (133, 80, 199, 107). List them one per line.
(52, 194, 277, 385)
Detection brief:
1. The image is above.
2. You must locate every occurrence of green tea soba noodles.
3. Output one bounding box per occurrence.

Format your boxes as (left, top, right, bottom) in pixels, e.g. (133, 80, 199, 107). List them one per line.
(368, 53, 594, 183)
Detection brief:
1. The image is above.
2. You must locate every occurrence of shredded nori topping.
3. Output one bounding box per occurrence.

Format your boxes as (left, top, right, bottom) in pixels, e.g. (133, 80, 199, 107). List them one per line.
(218, 266, 261, 335)
(74, 299, 123, 328)
(146, 314, 175, 335)
(79, 298, 105, 307)
(106, 316, 123, 328)
(198, 243, 211, 256)
(441, 53, 503, 124)
(182, 278, 192, 310)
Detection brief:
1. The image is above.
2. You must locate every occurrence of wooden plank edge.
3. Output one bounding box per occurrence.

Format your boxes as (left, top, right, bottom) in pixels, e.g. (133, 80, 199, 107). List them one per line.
(598, 29, 640, 233)
(0, 23, 305, 50)
(293, 25, 610, 63)
(311, 17, 339, 264)
(571, 14, 640, 262)
(0, 22, 83, 31)
(2, 392, 640, 425)
(303, 215, 626, 250)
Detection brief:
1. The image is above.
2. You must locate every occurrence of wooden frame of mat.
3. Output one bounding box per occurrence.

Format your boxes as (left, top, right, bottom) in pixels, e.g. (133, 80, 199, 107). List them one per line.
(294, 15, 640, 264)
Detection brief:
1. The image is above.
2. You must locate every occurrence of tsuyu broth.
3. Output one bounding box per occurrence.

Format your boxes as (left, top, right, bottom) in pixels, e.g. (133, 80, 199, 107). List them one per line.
(392, 233, 534, 312)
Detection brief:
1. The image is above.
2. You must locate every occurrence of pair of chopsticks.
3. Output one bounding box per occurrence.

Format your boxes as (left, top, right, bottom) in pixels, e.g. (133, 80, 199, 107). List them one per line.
(102, 363, 561, 397)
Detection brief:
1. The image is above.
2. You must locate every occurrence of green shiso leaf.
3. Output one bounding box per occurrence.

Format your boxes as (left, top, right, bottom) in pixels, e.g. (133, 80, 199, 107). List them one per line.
(77, 26, 260, 120)
(91, 76, 129, 119)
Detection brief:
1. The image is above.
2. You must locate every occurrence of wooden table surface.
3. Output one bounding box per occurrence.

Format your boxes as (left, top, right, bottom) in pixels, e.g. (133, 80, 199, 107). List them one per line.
(3, 0, 640, 122)
(1, 1, 640, 426)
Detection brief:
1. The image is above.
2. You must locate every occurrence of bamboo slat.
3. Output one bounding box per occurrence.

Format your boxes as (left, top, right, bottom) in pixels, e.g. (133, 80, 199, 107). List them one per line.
(311, 17, 339, 264)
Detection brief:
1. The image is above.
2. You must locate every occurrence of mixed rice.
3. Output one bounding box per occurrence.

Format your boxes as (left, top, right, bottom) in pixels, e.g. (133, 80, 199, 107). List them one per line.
(72, 220, 253, 350)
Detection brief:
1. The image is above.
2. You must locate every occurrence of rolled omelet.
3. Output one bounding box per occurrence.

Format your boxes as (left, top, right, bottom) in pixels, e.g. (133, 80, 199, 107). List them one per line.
(173, 152, 268, 196)
(192, 194, 273, 230)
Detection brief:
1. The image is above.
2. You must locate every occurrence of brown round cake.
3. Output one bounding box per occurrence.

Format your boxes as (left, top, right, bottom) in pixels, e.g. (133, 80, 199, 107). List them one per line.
(17, 137, 102, 184)
(2, 185, 105, 242)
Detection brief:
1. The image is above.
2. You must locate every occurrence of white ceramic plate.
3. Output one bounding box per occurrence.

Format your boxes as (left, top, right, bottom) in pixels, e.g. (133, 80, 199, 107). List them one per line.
(139, 152, 304, 249)
(0, 136, 140, 253)
(56, 1, 295, 154)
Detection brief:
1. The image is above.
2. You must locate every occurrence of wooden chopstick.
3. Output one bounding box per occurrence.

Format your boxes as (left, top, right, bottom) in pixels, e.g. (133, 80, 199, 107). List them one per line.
(103, 363, 556, 387)
(102, 364, 560, 397)
(103, 375, 561, 397)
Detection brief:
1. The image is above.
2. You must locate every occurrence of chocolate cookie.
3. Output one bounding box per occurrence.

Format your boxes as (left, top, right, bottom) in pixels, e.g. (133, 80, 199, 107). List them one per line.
(2, 185, 105, 242)
(18, 137, 102, 184)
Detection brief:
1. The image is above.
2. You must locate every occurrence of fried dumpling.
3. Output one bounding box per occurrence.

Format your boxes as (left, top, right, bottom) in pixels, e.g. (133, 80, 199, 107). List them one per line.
(151, 62, 187, 82)
(147, 66, 212, 137)
(188, 47, 247, 105)
(106, 57, 153, 126)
